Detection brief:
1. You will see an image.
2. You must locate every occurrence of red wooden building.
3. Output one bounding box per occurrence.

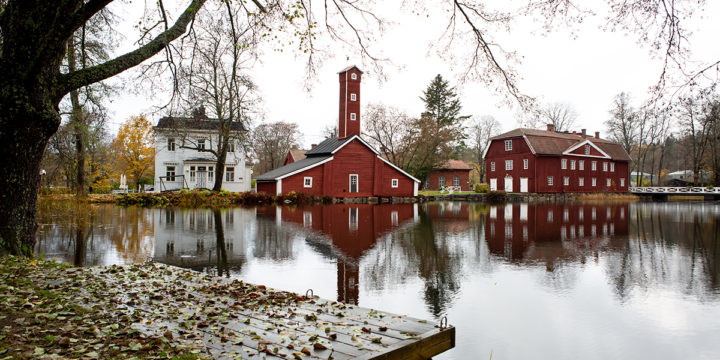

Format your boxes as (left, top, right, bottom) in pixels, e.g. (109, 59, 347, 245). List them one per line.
(256, 66, 420, 196)
(484, 126, 631, 193)
(426, 159, 472, 191)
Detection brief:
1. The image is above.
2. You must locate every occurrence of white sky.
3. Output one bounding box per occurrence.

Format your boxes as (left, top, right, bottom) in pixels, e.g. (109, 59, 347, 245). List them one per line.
(105, 1, 720, 148)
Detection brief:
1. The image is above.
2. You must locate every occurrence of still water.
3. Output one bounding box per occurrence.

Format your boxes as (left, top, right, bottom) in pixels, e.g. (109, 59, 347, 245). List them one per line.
(35, 201, 720, 359)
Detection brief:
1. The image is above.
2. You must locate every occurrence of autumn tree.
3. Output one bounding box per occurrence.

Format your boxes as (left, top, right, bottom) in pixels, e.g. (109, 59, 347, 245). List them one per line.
(111, 116, 155, 190)
(252, 121, 302, 174)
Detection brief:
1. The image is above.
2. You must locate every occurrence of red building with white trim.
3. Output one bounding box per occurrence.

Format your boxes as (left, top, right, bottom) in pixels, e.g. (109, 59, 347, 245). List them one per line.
(255, 66, 420, 196)
(426, 159, 472, 191)
(484, 126, 631, 193)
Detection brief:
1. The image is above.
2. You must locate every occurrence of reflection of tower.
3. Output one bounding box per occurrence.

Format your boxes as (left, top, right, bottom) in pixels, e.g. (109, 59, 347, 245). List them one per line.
(337, 260, 360, 304)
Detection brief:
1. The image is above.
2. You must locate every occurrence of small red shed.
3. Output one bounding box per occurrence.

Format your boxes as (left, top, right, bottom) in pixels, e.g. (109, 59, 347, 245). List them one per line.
(426, 159, 472, 191)
(255, 66, 420, 197)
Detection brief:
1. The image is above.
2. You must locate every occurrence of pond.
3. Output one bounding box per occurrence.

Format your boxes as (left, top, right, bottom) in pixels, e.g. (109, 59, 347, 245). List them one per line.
(35, 201, 720, 359)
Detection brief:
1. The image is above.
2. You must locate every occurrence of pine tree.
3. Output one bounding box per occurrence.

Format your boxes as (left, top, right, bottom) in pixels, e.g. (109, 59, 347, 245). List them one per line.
(420, 75, 469, 126)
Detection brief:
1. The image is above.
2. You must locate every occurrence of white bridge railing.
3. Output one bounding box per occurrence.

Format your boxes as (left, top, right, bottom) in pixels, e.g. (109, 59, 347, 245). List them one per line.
(630, 186, 720, 194)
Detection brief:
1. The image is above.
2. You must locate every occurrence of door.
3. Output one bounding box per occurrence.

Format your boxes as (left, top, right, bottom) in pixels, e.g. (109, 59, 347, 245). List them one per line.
(197, 166, 207, 188)
(490, 178, 497, 191)
(504, 176, 513, 192)
(520, 177, 528, 193)
(349, 174, 358, 193)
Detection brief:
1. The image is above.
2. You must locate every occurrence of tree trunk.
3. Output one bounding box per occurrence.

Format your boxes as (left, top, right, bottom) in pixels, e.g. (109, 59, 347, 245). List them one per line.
(213, 134, 229, 192)
(68, 40, 87, 198)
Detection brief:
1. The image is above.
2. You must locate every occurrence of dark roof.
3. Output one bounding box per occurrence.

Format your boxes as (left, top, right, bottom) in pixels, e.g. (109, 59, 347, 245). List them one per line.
(155, 116, 247, 132)
(338, 65, 364, 74)
(491, 128, 631, 162)
(433, 159, 472, 170)
(304, 136, 355, 156)
(184, 157, 215, 162)
(255, 156, 332, 181)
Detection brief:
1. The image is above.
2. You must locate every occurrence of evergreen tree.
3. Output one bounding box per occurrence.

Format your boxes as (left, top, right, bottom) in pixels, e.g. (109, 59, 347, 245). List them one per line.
(420, 75, 469, 126)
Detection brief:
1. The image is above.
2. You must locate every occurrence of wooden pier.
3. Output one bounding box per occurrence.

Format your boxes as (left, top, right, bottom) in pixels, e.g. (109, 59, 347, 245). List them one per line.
(79, 263, 455, 359)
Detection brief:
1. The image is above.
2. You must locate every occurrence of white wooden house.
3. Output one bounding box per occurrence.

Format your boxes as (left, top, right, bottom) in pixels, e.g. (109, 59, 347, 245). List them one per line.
(153, 113, 253, 192)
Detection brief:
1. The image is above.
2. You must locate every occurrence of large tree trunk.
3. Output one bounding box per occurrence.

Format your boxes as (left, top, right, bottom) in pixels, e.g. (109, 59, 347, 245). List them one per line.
(213, 137, 229, 192)
(68, 40, 87, 198)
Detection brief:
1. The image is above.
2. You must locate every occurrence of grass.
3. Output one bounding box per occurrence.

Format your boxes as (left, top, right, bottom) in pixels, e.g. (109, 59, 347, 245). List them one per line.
(418, 190, 477, 196)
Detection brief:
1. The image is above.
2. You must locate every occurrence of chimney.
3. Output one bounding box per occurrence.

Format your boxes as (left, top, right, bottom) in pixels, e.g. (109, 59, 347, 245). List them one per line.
(311, 144, 317, 149)
(594, 131, 600, 139)
(581, 129, 587, 138)
(572, 130, 577, 135)
(546, 124, 555, 132)
(338, 65, 364, 139)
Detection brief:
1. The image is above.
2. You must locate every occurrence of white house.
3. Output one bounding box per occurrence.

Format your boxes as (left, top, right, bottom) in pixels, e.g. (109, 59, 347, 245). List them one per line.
(153, 111, 253, 192)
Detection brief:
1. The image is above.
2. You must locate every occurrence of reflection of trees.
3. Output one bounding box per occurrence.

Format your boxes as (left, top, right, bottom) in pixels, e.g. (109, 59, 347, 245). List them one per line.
(213, 209, 229, 277)
(253, 216, 295, 261)
(606, 203, 720, 301)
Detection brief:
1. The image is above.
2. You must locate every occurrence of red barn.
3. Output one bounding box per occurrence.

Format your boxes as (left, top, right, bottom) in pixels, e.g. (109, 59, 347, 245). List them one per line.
(255, 66, 420, 196)
(484, 126, 631, 193)
(426, 159, 472, 191)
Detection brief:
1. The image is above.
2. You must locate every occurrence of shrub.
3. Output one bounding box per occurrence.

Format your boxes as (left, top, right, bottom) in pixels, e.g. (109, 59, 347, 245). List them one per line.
(474, 183, 489, 193)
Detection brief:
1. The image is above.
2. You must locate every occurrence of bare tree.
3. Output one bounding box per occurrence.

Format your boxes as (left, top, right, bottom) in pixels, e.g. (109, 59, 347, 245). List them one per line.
(606, 92, 639, 160)
(363, 103, 415, 166)
(252, 121, 302, 174)
(518, 102, 578, 131)
(469, 115, 501, 183)
(676, 90, 716, 185)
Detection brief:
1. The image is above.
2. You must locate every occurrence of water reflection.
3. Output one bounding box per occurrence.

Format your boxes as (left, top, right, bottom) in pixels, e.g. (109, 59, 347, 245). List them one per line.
(35, 201, 720, 360)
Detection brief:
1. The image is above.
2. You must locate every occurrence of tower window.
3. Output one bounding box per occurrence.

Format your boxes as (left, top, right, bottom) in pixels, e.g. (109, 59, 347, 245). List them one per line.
(350, 113, 356, 120)
(350, 93, 356, 101)
(351, 73, 357, 80)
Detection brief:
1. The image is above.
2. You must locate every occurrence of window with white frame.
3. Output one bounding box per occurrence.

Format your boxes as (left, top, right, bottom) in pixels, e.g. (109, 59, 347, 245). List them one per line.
(603, 162, 608, 171)
(350, 93, 356, 101)
(579, 160, 585, 170)
(620, 178, 625, 187)
(571, 160, 576, 170)
(304, 177, 312, 188)
(606, 178, 611, 187)
(351, 73, 357, 80)
(504, 140, 512, 151)
(563, 176, 569, 186)
(198, 138, 206, 150)
(227, 141, 235, 153)
(391, 179, 399, 188)
(584, 144, 590, 155)
(167, 138, 176, 151)
(189, 166, 196, 182)
(166, 166, 176, 181)
(453, 176, 460, 186)
(491, 162, 495, 171)
(350, 113, 356, 120)
(225, 167, 235, 182)
(592, 178, 597, 186)
(579, 177, 584, 186)
(591, 161, 597, 171)
(547, 176, 554, 186)
(561, 159, 567, 169)
(438, 176, 445, 188)
(523, 158, 528, 169)
(505, 160, 513, 170)
(208, 166, 214, 183)
(610, 162, 615, 172)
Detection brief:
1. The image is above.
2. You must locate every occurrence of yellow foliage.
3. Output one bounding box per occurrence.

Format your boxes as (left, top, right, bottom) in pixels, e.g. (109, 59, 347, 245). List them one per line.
(111, 115, 155, 188)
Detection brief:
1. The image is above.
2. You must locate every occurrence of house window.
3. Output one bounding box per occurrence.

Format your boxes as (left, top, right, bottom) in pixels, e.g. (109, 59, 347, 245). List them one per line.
(189, 166, 196, 182)
(584, 144, 590, 155)
(350, 93, 357, 101)
(304, 177, 312, 188)
(198, 138, 206, 150)
(453, 176, 460, 187)
(620, 178, 625, 187)
(547, 176, 554, 186)
(504, 140, 512, 151)
(166, 166, 176, 181)
(603, 162, 608, 172)
(438, 176, 446, 188)
(561, 159, 567, 169)
(591, 161, 597, 171)
(606, 178, 611, 187)
(610, 162, 615, 172)
(579, 160, 584, 170)
(168, 138, 176, 151)
(491, 162, 495, 171)
(391, 179, 399, 188)
(351, 73, 357, 80)
(579, 177, 584, 186)
(592, 177, 597, 186)
(563, 176, 569, 186)
(505, 160, 513, 171)
(225, 167, 235, 182)
(570, 160, 576, 170)
(523, 159, 528, 170)
(350, 113, 356, 120)
(227, 141, 235, 153)
(208, 166, 214, 183)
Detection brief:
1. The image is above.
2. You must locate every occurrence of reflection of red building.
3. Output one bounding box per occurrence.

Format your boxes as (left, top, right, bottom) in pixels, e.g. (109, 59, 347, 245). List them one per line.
(266, 204, 417, 304)
(423, 202, 471, 233)
(485, 203, 629, 269)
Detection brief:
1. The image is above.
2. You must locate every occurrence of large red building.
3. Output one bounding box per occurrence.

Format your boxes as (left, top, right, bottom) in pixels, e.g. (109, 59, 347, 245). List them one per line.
(484, 126, 631, 193)
(255, 66, 420, 196)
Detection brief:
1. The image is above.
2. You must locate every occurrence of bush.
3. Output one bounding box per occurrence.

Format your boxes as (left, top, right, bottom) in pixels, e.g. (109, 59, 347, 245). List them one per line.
(474, 183, 489, 193)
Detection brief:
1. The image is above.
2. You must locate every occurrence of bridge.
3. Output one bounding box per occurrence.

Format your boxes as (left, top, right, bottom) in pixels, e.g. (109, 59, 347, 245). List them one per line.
(630, 186, 720, 201)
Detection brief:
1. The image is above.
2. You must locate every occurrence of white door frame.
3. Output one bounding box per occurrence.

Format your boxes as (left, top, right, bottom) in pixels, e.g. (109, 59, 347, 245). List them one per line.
(504, 175, 513, 192)
(520, 177, 528, 193)
(349, 174, 359, 193)
(489, 178, 497, 191)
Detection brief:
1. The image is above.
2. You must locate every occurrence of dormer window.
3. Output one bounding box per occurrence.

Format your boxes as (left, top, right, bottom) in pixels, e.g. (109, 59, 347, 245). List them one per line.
(350, 113, 356, 120)
(350, 93, 356, 101)
(351, 73, 357, 80)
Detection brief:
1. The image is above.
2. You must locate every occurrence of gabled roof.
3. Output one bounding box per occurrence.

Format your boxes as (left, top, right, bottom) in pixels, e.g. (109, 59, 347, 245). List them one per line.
(254, 156, 333, 181)
(490, 128, 631, 161)
(338, 65, 364, 74)
(155, 116, 246, 132)
(288, 148, 307, 162)
(305, 135, 379, 156)
(433, 159, 472, 170)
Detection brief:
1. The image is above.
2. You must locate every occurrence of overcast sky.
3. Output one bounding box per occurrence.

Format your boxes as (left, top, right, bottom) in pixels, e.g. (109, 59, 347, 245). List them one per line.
(105, 1, 720, 148)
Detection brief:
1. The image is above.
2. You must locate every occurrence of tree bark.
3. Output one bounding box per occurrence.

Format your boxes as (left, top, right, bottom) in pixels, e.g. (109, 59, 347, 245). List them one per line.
(67, 39, 87, 197)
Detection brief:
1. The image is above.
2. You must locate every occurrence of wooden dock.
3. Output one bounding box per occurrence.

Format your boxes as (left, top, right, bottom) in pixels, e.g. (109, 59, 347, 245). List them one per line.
(80, 263, 455, 359)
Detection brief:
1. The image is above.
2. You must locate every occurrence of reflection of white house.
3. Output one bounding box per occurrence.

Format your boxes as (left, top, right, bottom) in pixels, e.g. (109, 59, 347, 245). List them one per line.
(153, 111, 253, 192)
